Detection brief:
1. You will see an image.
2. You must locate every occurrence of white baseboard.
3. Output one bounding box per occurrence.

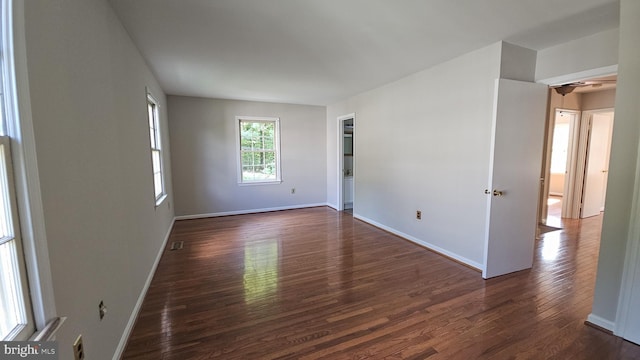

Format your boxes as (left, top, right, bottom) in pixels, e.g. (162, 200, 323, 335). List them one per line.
(174, 203, 329, 220)
(353, 214, 483, 271)
(586, 313, 616, 332)
(113, 218, 175, 360)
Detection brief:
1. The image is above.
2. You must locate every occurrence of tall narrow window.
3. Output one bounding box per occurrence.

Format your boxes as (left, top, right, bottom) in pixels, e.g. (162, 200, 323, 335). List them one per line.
(237, 117, 281, 184)
(0, 80, 33, 341)
(0, 136, 33, 340)
(0, 0, 34, 340)
(147, 93, 165, 204)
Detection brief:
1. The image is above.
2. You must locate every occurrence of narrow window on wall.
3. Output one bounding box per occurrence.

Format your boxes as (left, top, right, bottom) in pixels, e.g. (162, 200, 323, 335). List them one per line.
(0, 1, 35, 340)
(147, 93, 166, 204)
(0, 136, 34, 341)
(237, 117, 281, 184)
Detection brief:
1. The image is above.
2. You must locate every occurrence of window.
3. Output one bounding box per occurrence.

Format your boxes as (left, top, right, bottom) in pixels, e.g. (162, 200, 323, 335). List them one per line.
(236, 117, 281, 184)
(0, 0, 57, 341)
(147, 93, 166, 204)
(0, 136, 33, 340)
(0, 1, 34, 338)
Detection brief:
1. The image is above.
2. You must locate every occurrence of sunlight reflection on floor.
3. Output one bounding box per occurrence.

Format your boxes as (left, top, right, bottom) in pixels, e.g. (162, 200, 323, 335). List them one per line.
(541, 232, 561, 261)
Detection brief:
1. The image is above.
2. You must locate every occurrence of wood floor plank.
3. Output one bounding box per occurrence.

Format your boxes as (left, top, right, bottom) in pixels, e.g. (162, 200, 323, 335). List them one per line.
(122, 207, 640, 359)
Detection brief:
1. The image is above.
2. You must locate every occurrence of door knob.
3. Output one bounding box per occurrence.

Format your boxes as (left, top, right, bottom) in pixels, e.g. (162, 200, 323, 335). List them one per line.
(493, 190, 503, 197)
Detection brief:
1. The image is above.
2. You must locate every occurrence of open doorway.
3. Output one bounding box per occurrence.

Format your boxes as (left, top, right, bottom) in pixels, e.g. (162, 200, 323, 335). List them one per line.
(337, 114, 355, 212)
(580, 110, 614, 218)
(547, 109, 580, 227)
(540, 77, 616, 227)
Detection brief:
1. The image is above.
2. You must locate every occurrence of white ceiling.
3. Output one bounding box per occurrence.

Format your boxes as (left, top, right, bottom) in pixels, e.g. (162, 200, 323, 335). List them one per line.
(109, 0, 620, 106)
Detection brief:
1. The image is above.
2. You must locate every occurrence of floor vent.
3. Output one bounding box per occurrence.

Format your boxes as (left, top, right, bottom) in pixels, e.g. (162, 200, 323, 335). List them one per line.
(169, 241, 184, 250)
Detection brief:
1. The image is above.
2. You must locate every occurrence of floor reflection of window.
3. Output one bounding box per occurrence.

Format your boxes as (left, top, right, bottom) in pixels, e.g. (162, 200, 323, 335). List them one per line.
(541, 233, 561, 261)
(244, 241, 278, 304)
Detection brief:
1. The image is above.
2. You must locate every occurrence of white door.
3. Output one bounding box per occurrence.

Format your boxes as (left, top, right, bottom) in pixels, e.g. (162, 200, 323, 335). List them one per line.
(581, 112, 614, 218)
(483, 79, 548, 279)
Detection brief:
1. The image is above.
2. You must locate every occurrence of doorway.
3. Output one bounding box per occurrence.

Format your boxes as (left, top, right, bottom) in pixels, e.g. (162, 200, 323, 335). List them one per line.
(580, 110, 614, 218)
(337, 114, 355, 212)
(540, 75, 617, 224)
(547, 109, 580, 226)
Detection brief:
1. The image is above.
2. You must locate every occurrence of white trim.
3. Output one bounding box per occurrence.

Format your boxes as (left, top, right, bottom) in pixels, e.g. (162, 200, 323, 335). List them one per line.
(553, 109, 581, 219)
(353, 213, 483, 271)
(587, 313, 616, 332)
(571, 108, 615, 218)
(537, 65, 618, 86)
(235, 116, 282, 185)
(145, 87, 160, 109)
(113, 218, 175, 360)
(4, 0, 56, 330)
(237, 180, 282, 187)
(614, 116, 640, 338)
(337, 113, 355, 212)
(174, 203, 329, 220)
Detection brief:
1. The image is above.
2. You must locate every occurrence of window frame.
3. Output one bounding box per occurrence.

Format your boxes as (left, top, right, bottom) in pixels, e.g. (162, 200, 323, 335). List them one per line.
(0, 135, 34, 340)
(146, 91, 166, 205)
(235, 116, 282, 185)
(0, 0, 58, 341)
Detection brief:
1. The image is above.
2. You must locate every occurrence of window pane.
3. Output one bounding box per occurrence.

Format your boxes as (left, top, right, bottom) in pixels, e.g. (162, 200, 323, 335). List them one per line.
(148, 104, 156, 148)
(262, 137, 274, 150)
(154, 172, 163, 198)
(147, 104, 154, 130)
(152, 150, 161, 174)
(0, 240, 26, 340)
(0, 146, 11, 239)
(242, 166, 255, 181)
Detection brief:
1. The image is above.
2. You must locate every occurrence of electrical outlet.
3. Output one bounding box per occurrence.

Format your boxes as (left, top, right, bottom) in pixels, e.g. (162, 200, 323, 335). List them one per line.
(291, 188, 296, 195)
(73, 335, 85, 360)
(99, 300, 107, 320)
(416, 210, 422, 220)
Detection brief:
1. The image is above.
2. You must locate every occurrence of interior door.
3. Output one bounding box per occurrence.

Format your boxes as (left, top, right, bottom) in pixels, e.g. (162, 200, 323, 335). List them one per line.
(581, 112, 614, 218)
(483, 79, 548, 279)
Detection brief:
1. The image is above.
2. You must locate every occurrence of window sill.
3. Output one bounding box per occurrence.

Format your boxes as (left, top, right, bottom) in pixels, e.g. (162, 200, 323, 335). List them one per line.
(155, 194, 168, 207)
(238, 180, 282, 186)
(30, 317, 65, 341)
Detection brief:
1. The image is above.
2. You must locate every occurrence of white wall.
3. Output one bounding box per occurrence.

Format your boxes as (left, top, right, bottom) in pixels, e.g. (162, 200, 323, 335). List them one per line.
(536, 28, 619, 82)
(168, 96, 327, 217)
(23, 0, 174, 358)
(590, 0, 640, 328)
(327, 42, 504, 267)
(582, 89, 616, 110)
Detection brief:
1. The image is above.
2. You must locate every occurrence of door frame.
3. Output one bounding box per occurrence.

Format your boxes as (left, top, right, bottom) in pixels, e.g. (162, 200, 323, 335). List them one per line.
(337, 113, 355, 211)
(558, 109, 582, 218)
(615, 147, 640, 341)
(537, 65, 618, 223)
(566, 108, 615, 218)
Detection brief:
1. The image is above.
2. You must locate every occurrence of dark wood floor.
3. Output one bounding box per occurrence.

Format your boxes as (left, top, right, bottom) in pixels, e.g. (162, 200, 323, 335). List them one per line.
(122, 207, 640, 359)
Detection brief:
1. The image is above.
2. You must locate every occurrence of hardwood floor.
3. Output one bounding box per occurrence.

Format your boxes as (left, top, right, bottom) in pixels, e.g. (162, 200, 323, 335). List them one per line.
(122, 207, 640, 359)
